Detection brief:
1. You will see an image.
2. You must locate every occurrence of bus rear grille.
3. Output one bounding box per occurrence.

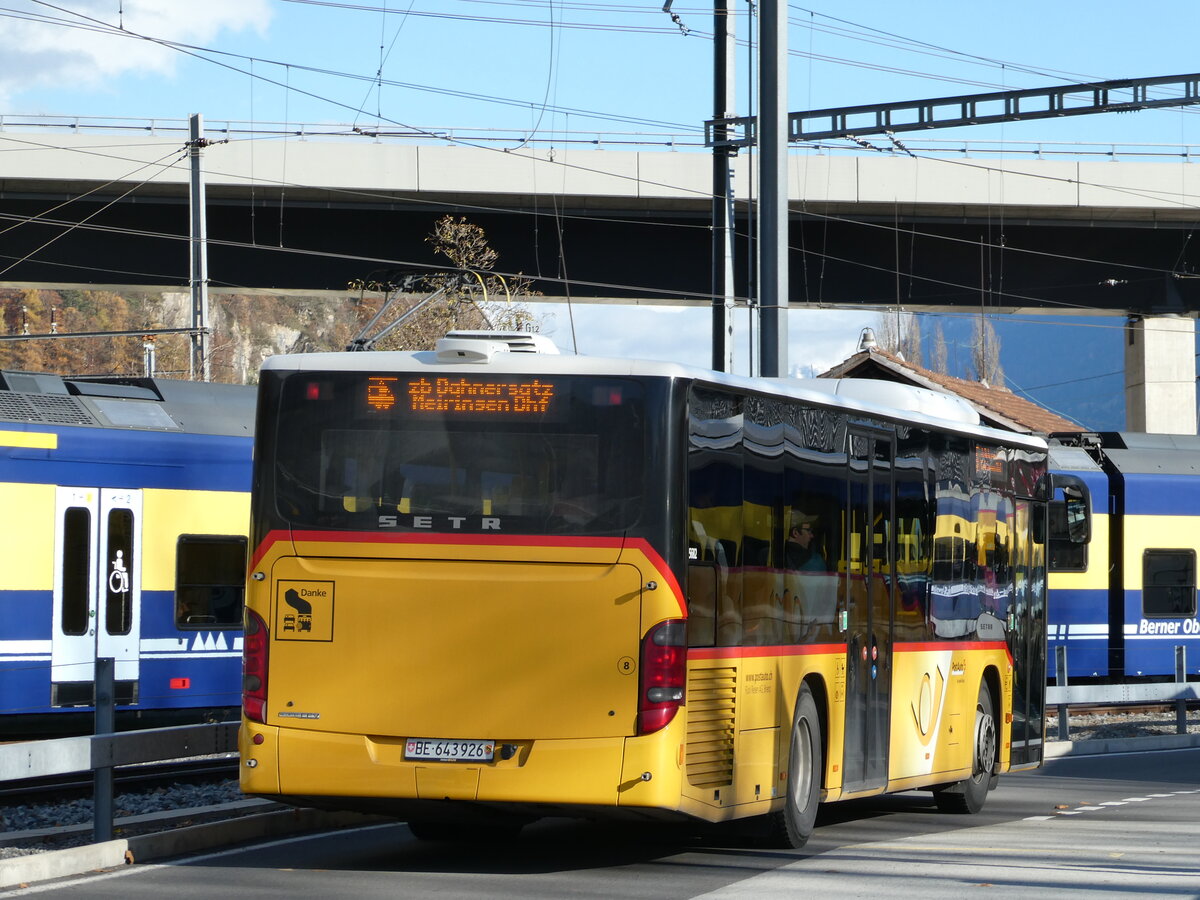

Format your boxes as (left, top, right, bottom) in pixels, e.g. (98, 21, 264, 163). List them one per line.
(685, 665, 736, 788)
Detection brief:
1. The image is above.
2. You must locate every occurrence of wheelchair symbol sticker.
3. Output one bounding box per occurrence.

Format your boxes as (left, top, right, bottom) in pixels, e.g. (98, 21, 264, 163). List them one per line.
(108, 550, 130, 596)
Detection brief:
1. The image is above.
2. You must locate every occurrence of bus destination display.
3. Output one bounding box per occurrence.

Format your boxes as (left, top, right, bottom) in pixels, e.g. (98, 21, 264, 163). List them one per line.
(367, 375, 556, 416)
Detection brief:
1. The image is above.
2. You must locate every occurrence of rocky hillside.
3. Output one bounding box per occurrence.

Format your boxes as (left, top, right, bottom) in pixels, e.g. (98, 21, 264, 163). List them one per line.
(0, 287, 393, 384)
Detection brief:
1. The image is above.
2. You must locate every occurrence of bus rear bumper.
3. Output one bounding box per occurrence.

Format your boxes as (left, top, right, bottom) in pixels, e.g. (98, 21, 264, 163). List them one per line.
(239, 716, 688, 818)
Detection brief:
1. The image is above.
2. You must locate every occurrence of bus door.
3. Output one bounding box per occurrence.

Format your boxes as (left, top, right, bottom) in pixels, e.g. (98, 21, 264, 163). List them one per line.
(842, 432, 895, 792)
(50, 487, 142, 707)
(1008, 497, 1047, 768)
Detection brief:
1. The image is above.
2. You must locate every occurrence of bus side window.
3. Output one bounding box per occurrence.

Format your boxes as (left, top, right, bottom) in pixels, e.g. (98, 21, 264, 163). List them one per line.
(687, 562, 718, 647)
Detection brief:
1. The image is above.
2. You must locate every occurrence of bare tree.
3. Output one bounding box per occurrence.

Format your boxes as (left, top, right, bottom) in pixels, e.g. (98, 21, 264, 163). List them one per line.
(875, 310, 923, 365)
(931, 322, 949, 375)
(971, 316, 1005, 387)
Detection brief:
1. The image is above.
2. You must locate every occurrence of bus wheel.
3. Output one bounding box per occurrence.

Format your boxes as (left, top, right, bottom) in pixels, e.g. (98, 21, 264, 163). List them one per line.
(934, 682, 997, 815)
(766, 683, 822, 848)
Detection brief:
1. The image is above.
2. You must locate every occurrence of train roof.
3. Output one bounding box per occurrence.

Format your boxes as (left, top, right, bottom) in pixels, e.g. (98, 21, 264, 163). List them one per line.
(261, 333, 1048, 453)
(1098, 431, 1200, 477)
(1047, 442, 1104, 473)
(0, 371, 255, 437)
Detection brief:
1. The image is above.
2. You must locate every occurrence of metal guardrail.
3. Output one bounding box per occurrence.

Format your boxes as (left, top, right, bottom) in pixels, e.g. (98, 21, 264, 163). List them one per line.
(1045, 681, 1200, 706)
(0, 658, 238, 843)
(1047, 644, 1195, 741)
(0, 722, 238, 784)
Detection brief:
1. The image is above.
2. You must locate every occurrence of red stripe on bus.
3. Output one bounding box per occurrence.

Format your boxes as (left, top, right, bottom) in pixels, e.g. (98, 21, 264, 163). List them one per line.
(250, 528, 686, 615)
(691, 640, 1013, 663)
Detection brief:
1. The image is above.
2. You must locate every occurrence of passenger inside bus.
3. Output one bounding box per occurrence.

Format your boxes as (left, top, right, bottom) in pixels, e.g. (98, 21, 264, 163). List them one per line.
(784, 511, 837, 642)
(785, 512, 827, 571)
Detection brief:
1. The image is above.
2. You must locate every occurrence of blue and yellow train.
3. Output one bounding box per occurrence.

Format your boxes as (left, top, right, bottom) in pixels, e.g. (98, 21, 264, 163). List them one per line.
(1049, 432, 1200, 682)
(0, 371, 254, 731)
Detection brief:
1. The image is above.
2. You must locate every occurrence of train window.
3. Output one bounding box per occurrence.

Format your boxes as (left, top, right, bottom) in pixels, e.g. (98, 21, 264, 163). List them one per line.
(1143, 550, 1197, 618)
(61, 507, 91, 636)
(175, 536, 248, 628)
(105, 508, 134, 636)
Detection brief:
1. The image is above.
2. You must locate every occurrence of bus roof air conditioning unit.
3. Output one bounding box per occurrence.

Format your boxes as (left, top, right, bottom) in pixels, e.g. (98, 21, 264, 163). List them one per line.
(436, 331, 559, 362)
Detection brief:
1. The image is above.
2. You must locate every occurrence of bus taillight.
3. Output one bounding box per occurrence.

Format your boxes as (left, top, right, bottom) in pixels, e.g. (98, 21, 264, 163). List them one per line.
(638, 619, 686, 735)
(242, 607, 269, 723)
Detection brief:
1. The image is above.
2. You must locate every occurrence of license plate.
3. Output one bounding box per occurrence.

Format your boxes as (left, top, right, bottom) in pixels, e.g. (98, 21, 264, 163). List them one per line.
(404, 738, 495, 763)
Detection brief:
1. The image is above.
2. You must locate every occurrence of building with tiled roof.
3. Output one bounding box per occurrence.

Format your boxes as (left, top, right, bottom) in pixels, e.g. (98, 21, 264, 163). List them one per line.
(819, 338, 1086, 435)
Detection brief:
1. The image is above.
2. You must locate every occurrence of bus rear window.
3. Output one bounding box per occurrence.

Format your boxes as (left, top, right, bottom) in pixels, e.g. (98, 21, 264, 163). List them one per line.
(271, 374, 647, 535)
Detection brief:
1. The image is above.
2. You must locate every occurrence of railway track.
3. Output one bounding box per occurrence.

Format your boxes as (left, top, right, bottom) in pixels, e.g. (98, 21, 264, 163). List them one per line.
(0, 755, 239, 805)
(1054, 702, 1198, 717)
(0, 754, 249, 858)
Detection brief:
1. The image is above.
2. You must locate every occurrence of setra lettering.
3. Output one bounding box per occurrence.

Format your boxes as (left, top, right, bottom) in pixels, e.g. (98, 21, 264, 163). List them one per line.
(377, 514, 503, 532)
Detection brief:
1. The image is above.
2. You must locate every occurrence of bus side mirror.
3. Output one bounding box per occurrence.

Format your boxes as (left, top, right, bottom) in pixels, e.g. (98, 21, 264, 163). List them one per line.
(1064, 492, 1089, 543)
(1047, 474, 1090, 544)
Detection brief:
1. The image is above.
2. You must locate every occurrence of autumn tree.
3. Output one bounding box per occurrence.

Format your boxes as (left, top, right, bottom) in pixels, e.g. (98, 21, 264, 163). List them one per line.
(353, 215, 540, 351)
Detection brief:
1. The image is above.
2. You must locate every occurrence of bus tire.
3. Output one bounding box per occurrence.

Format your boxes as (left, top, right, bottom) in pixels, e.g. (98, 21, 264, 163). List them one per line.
(766, 683, 822, 848)
(933, 682, 997, 815)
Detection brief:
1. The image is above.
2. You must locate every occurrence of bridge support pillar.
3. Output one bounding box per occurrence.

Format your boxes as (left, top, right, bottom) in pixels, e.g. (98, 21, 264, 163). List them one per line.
(1124, 314, 1197, 434)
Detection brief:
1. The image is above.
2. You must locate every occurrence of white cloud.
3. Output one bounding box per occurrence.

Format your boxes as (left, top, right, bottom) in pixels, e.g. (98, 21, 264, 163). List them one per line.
(0, 0, 271, 105)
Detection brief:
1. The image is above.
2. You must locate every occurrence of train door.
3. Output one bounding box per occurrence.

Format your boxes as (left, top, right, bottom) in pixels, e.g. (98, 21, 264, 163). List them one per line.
(842, 431, 896, 793)
(50, 487, 142, 707)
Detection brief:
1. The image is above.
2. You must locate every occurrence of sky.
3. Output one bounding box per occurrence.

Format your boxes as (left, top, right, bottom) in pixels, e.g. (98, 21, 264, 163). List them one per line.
(3, 0, 1200, 418)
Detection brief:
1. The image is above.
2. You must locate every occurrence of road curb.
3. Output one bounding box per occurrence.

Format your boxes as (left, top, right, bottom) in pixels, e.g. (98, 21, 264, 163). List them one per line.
(1045, 732, 1200, 758)
(0, 808, 386, 891)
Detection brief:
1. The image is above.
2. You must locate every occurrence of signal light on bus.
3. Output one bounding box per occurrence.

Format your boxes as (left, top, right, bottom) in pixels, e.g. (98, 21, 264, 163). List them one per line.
(169, 677, 191, 690)
(242, 607, 269, 723)
(638, 619, 686, 735)
(592, 385, 623, 406)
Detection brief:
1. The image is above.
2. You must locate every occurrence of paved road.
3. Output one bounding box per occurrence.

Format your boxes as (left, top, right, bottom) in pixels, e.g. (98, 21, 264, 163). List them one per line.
(5, 747, 1199, 899)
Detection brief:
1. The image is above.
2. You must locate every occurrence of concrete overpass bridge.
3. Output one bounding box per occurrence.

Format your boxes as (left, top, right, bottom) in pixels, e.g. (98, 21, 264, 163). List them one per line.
(1, 118, 1198, 429)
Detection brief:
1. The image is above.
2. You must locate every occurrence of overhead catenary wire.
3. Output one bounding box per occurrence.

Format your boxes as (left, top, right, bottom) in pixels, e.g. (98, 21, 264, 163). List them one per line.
(0, 142, 1195, 321)
(4, 2, 1195, 367)
(3, 112, 1199, 322)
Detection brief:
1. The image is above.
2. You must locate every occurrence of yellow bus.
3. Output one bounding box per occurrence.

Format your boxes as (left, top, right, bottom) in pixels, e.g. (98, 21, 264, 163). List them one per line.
(240, 332, 1048, 846)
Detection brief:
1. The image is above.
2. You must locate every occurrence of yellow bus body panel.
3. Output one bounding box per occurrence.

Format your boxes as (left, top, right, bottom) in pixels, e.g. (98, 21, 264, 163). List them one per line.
(243, 535, 696, 812)
(266, 555, 643, 739)
(889, 644, 1012, 788)
(678, 647, 844, 819)
(243, 532, 1024, 821)
(242, 713, 691, 811)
